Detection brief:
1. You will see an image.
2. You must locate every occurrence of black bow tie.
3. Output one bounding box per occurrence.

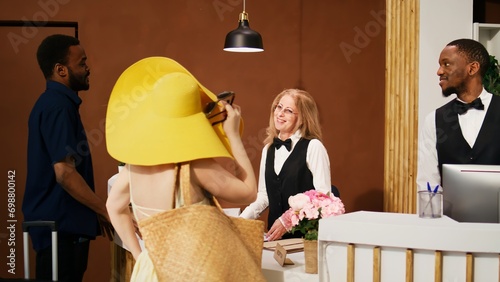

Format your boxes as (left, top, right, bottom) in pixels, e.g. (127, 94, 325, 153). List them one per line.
(453, 98, 484, 115)
(273, 138, 292, 151)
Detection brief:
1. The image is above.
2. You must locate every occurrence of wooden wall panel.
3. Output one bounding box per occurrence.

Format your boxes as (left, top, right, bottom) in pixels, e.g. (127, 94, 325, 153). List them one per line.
(384, 0, 419, 213)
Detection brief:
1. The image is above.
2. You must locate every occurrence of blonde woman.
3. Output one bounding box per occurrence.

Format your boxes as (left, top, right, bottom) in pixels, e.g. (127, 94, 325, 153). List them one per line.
(240, 89, 332, 241)
(106, 57, 264, 281)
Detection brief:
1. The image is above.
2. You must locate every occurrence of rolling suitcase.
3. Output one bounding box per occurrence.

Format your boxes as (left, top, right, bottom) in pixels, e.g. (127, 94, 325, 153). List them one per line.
(23, 221, 58, 281)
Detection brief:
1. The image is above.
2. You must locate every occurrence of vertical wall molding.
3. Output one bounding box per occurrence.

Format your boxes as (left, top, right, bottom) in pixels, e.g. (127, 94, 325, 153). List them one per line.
(384, 0, 419, 213)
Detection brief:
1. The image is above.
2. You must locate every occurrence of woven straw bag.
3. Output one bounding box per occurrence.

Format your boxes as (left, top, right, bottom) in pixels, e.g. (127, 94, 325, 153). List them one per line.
(139, 163, 266, 282)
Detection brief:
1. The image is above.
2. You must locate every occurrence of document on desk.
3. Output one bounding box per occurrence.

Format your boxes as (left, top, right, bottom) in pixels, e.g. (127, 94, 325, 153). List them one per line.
(263, 238, 304, 253)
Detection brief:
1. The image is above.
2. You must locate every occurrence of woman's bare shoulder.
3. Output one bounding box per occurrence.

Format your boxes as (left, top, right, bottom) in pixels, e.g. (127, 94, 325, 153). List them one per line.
(129, 163, 176, 174)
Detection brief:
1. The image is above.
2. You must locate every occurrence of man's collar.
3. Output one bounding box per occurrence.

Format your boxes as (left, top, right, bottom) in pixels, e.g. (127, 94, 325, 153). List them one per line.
(46, 80, 82, 106)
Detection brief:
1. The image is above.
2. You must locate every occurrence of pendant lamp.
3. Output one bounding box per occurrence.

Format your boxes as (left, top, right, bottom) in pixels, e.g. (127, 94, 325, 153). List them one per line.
(223, 0, 264, 52)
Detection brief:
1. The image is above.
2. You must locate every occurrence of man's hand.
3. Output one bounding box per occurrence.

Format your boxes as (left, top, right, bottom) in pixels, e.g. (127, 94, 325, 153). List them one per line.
(98, 215, 114, 241)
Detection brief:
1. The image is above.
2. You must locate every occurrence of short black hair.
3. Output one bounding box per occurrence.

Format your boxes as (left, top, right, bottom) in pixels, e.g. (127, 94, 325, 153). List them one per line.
(36, 34, 80, 79)
(447, 38, 490, 78)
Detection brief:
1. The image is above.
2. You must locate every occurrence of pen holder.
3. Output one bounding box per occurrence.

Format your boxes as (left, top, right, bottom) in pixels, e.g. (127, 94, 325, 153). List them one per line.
(418, 191, 443, 218)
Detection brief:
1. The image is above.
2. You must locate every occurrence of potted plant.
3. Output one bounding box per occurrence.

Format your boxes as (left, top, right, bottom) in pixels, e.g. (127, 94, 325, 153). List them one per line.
(282, 189, 345, 273)
(484, 55, 500, 96)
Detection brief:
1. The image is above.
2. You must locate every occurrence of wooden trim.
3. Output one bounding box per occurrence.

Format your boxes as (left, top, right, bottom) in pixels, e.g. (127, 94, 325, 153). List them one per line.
(466, 253, 474, 282)
(110, 244, 135, 282)
(406, 249, 414, 282)
(373, 246, 381, 282)
(347, 244, 355, 282)
(435, 251, 443, 282)
(384, 0, 419, 213)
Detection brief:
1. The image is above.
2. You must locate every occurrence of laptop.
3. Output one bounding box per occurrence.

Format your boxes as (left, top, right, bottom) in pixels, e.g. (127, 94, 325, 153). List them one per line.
(442, 164, 500, 223)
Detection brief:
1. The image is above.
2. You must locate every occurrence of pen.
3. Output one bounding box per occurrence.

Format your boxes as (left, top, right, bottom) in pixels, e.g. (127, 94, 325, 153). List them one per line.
(423, 182, 440, 217)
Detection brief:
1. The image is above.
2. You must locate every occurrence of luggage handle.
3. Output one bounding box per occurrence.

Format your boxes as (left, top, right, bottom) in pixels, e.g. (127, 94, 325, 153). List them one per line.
(23, 221, 58, 281)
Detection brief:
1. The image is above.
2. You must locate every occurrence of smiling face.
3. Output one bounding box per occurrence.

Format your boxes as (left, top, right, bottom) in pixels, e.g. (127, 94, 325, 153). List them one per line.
(437, 45, 470, 97)
(274, 94, 299, 138)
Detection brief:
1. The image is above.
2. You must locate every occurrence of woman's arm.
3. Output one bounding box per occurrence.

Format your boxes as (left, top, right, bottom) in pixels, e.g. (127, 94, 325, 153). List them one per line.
(240, 145, 270, 219)
(193, 103, 257, 204)
(106, 166, 142, 259)
(306, 139, 332, 194)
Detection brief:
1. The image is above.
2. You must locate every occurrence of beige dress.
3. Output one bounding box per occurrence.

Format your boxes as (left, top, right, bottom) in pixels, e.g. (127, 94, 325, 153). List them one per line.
(129, 163, 265, 282)
(130, 250, 158, 282)
(128, 166, 210, 282)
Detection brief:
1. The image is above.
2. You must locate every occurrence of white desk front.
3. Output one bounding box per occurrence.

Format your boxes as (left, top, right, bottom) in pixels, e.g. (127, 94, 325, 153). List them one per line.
(318, 211, 500, 282)
(261, 249, 318, 282)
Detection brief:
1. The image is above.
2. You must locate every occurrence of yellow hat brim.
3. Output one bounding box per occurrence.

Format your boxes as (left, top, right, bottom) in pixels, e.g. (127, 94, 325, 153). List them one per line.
(106, 58, 232, 165)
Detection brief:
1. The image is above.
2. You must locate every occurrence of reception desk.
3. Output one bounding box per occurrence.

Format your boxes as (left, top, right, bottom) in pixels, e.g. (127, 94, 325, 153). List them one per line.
(111, 229, 317, 281)
(318, 211, 500, 282)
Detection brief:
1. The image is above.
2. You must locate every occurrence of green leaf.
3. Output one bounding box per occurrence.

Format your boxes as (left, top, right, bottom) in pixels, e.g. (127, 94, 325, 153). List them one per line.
(484, 55, 500, 96)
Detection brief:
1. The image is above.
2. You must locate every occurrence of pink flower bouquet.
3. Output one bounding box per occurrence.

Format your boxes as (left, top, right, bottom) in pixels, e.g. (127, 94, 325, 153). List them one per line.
(282, 189, 345, 240)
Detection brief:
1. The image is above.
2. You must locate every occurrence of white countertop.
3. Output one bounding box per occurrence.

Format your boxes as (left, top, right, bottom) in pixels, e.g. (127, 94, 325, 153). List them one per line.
(319, 211, 500, 253)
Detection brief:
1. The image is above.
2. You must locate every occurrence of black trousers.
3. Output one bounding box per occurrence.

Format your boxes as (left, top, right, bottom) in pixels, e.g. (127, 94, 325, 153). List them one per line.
(36, 237, 89, 282)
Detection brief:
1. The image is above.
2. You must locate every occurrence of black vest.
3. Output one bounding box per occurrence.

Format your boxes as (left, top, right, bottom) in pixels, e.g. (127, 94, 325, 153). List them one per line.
(265, 138, 314, 236)
(435, 94, 500, 182)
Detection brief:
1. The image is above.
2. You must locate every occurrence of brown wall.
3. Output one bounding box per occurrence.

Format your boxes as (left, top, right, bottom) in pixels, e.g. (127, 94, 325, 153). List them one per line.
(0, 0, 386, 281)
(485, 0, 500, 23)
(474, 0, 500, 23)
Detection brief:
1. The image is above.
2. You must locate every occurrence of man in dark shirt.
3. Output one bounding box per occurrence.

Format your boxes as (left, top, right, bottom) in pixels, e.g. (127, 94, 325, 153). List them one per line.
(23, 34, 113, 282)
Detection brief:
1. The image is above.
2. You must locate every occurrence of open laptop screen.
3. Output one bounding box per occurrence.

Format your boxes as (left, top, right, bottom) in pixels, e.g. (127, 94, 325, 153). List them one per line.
(442, 164, 500, 224)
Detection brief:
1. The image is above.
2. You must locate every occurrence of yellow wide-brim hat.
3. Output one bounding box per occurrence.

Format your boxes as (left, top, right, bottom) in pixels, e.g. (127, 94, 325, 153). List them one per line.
(106, 57, 232, 165)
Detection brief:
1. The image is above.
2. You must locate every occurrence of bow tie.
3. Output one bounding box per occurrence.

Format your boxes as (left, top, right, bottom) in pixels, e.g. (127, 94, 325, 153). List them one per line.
(273, 138, 292, 151)
(453, 98, 484, 115)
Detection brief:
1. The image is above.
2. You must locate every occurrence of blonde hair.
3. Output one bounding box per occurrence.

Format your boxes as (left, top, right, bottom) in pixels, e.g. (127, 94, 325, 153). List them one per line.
(264, 89, 323, 145)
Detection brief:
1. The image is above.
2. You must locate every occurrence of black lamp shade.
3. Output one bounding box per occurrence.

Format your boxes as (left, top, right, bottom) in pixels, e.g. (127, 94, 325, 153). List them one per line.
(224, 19, 264, 52)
